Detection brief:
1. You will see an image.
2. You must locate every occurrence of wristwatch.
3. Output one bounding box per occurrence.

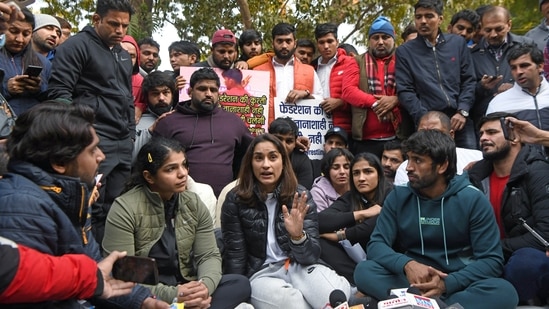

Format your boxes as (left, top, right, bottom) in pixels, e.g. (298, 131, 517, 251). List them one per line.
(458, 109, 469, 117)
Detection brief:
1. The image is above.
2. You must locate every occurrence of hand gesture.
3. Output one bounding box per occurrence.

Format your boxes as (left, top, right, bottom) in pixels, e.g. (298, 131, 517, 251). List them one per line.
(372, 95, 398, 117)
(450, 113, 466, 131)
(282, 191, 309, 238)
(411, 266, 447, 298)
(320, 98, 343, 114)
(176, 280, 211, 309)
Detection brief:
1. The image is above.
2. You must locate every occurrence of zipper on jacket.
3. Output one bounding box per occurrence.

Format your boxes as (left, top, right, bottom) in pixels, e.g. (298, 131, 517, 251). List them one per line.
(78, 185, 89, 245)
(432, 46, 451, 108)
(39, 185, 62, 193)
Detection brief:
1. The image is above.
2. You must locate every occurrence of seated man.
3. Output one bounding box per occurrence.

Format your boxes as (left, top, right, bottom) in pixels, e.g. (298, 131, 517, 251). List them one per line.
(381, 139, 405, 183)
(0, 102, 168, 308)
(269, 117, 314, 189)
(354, 129, 518, 308)
(394, 111, 482, 186)
(469, 112, 549, 305)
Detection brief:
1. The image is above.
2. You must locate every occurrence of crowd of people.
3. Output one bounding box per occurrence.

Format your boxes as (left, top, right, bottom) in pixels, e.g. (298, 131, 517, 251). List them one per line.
(1, 0, 549, 308)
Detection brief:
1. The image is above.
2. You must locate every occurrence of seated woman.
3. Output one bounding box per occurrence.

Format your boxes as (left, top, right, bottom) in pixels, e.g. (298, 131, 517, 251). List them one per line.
(310, 148, 354, 212)
(103, 137, 250, 308)
(221, 133, 352, 309)
(318, 152, 393, 285)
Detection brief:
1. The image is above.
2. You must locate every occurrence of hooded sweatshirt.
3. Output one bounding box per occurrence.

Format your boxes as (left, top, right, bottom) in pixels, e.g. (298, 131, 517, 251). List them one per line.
(121, 35, 146, 113)
(48, 25, 135, 140)
(367, 173, 504, 295)
(153, 100, 253, 196)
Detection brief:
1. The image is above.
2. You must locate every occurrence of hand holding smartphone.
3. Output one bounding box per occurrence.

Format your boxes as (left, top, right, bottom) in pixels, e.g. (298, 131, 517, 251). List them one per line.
(500, 117, 515, 141)
(112, 256, 159, 285)
(24, 65, 42, 77)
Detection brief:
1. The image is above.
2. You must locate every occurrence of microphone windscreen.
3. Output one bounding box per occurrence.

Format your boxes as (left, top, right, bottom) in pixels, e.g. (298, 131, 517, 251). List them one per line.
(329, 289, 347, 306)
(406, 286, 422, 295)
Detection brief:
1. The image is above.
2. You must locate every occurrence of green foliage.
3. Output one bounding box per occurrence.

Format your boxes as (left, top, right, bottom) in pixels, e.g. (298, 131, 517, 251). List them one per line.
(41, 0, 542, 59)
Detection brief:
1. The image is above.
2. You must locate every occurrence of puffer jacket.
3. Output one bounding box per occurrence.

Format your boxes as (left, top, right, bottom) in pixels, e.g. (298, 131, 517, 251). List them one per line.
(221, 184, 320, 277)
(312, 48, 353, 133)
(103, 185, 222, 302)
(468, 144, 549, 259)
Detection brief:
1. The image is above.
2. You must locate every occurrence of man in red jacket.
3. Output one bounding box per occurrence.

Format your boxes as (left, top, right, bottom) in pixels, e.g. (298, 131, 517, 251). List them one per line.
(312, 23, 355, 150)
(341, 16, 401, 158)
(0, 236, 134, 303)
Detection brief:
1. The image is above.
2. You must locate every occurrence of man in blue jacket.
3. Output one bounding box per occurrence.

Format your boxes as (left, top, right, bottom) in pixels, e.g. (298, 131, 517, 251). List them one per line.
(0, 102, 169, 309)
(396, 0, 476, 149)
(354, 130, 518, 308)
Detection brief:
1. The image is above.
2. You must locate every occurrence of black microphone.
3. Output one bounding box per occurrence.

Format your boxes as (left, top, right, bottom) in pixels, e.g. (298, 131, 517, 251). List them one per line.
(329, 289, 347, 307)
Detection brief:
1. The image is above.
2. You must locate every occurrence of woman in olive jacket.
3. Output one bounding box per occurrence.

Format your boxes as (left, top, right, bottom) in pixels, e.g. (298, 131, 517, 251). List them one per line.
(103, 137, 250, 309)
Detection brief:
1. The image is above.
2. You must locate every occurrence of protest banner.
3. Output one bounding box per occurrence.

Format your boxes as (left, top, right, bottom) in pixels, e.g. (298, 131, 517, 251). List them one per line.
(274, 97, 333, 160)
(179, 67, 270, 135)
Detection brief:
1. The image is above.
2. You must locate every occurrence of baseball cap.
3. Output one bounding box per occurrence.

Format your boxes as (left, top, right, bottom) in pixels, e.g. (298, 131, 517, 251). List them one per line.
(325, 126, 348, 145)
(212, 29, 236, 45)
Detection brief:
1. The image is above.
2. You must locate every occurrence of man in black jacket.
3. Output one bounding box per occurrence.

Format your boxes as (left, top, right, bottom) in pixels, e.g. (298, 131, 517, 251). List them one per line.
(469, 112, 549, 306)
(395, 0, 476, 149)
(48, 0, 135, 245)
(469, 6, 535, 131)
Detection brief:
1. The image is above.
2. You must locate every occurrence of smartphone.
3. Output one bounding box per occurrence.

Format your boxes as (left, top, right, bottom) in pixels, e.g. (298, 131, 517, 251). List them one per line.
(112, 256, 159, 285)
(500, 117, 515, 141)
(1, 0, 35, 8)
(24, 65, 42, 77)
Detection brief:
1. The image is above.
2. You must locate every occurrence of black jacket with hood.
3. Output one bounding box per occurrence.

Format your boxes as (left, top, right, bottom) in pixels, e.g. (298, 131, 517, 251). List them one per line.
(48, 25, 135, 140)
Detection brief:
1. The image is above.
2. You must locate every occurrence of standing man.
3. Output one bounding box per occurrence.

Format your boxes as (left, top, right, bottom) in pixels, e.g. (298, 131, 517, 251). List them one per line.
(525, 0, 549, 51)
(294, 38, 316, 65)
(354, 129, 518, 308)
(396, 0, 477, 149)
(194, 29, 237, 70)
(469, 112, 549, 305)
(55, 17, 72, 45)
(31, 14, 61, 60)
(447, 9, 480, 47)
(255, 23, 323, 124)
(470, 6, 535, 130)
(486, 44, 549, 132)
(313, 23, 353, 148)
(154, 68, 253, 196)
(48, 0, 135, 245)
(138, 37, 160, 76)
(342, 16, 401, 157)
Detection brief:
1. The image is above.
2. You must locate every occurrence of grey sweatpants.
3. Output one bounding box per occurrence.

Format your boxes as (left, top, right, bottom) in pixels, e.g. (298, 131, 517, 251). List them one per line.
(249, 261, 351, 309)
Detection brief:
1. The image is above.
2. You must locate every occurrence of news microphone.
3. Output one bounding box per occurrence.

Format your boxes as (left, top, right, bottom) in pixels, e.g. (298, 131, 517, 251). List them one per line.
(406, 287, 447, 308)
(330, 289, 348, 308)
(377, 288, 440, 309)
(329, 289, 368, 309)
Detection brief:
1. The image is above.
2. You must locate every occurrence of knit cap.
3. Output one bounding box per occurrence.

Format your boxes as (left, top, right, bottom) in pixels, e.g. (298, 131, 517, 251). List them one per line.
(33, 14, 61, 32)
(368, 16, 395, 39)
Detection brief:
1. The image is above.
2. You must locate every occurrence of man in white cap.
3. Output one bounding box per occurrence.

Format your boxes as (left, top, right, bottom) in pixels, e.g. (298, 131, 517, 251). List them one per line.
(32, 14, 61, 60)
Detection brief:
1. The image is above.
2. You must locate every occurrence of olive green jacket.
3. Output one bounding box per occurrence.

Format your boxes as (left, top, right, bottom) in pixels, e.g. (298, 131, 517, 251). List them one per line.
(102, 185, 222, 302)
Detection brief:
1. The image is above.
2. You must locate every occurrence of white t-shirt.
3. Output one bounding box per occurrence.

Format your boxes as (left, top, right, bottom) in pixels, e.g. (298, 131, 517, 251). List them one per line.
(264, 193, 287, 264)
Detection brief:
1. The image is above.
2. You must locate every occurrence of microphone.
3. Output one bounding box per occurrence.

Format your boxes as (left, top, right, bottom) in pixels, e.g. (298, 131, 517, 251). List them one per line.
(329, 289, 368, 309)
(330, 289, 348, 308)
(406, 287, 447, 308)
(377, 287, 441, 309)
